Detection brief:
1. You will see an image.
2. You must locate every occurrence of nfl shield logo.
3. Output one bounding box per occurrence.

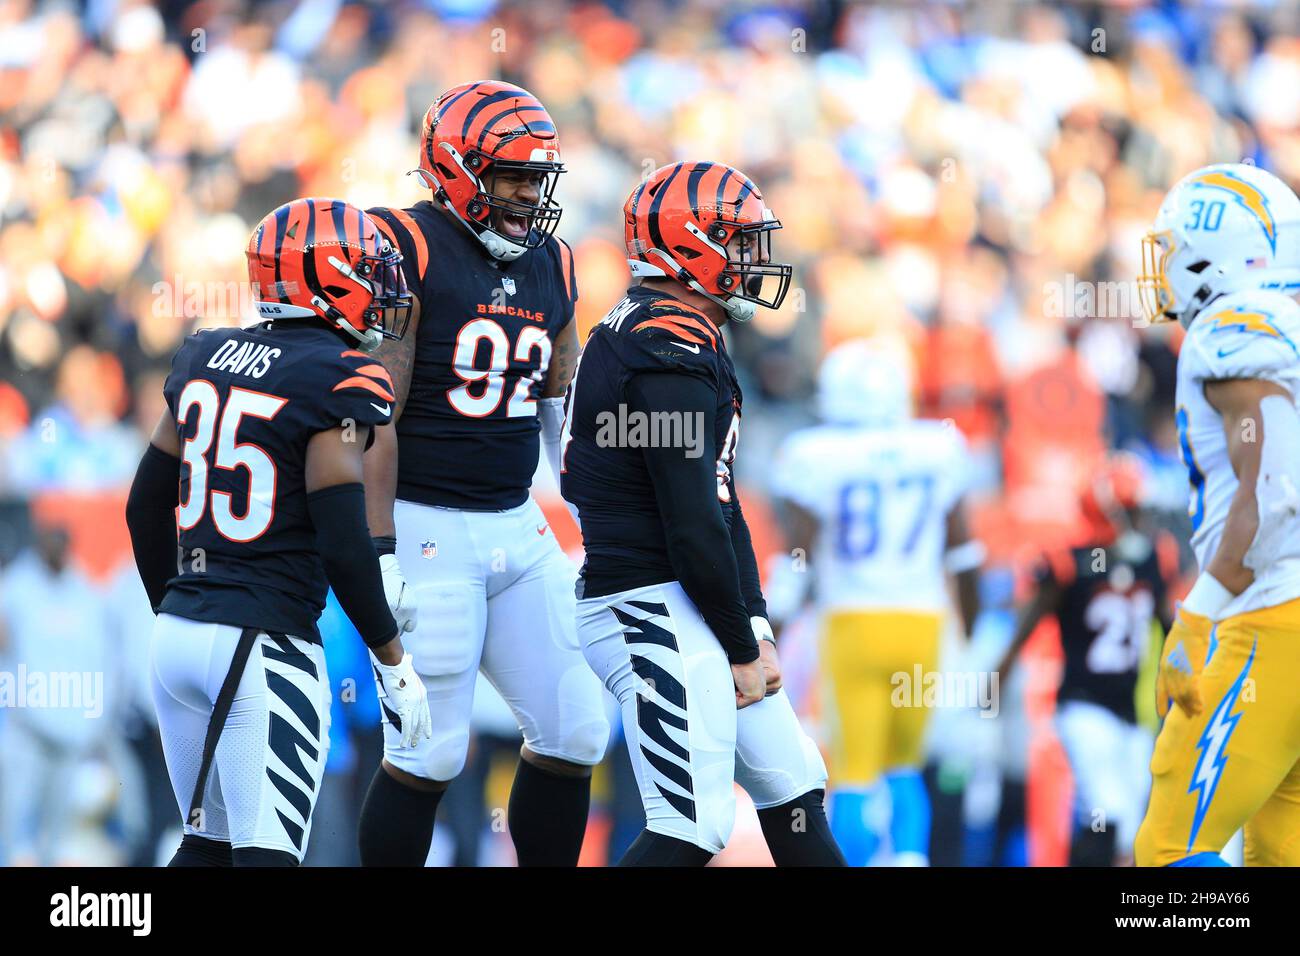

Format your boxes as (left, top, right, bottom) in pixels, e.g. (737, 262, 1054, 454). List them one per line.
(501, 277, 516, 296)
(421, 540, 437, 559)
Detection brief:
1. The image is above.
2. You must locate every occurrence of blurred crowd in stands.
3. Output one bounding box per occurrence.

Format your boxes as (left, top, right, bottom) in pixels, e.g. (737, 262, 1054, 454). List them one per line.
(2, 0, 1298, 865)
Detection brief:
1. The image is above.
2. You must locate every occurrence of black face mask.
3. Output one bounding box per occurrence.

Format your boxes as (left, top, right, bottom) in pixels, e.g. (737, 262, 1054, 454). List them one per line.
(714, 218, 792, 310)
(467, 155, 566, 249)
(357, 241, 414, 342)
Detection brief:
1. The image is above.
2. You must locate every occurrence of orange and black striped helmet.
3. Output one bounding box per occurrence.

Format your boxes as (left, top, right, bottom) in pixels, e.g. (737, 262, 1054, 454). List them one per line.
(416, 80, 564, 262)
(624, 161, 792, 323)
(246, 198, 411, 353)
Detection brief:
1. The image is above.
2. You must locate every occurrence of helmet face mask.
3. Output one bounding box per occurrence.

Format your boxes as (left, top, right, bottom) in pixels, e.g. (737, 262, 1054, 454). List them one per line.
(353, 240, 413, 345)
(469, 153, 564, 249)
(716, 217, 792, 311)
(1136, 228, 1180, 324)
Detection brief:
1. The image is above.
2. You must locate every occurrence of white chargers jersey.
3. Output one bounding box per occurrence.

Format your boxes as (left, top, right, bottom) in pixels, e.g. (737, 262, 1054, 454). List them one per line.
(1175, 289, 1300, 617)
(773, 419, 970, 613)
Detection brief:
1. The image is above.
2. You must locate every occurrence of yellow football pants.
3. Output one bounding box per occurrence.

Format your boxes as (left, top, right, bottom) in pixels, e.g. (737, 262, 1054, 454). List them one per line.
(822, 610, 943, 786)
(1135, 595, 1300, 866)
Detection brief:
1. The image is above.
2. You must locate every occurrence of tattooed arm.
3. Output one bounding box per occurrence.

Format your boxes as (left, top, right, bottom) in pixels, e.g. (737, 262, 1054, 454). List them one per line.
(543, 318, 579, 398)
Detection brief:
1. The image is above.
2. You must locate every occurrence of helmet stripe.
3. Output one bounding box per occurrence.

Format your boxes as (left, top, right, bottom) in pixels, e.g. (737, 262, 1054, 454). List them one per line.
(714, 166, 734, 213)
(330, 199, 349, 247)
(627, 180, 647, 250)
(437, 81, 483, 124)
(731, 174, 756, 210)
(647, 162, 685, 256)
(306, 197, 318, 246)
(301, 199, 327, 302)
(460, 87, 529, 141)
(475, 104, 548, 149)
(272, 202, 292, 293)
(686, 162, 712, 215)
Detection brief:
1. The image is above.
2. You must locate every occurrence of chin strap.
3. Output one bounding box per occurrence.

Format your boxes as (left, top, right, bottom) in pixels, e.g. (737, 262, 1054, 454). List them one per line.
(628, 256, 756, 322)
(308, 295, 382, 353)
(687, 279, 755, 323)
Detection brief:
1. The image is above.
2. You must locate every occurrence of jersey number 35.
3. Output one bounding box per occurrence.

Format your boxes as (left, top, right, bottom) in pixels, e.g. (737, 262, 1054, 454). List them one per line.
(176, 379, 287, 543)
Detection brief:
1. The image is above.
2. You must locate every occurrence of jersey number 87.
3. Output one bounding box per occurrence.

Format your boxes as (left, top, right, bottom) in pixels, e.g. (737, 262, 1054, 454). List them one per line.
(836, 473, 935, 559)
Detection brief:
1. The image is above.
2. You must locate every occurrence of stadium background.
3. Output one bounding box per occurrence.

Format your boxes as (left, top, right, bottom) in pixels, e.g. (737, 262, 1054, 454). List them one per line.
(2, 0, 1297, 865)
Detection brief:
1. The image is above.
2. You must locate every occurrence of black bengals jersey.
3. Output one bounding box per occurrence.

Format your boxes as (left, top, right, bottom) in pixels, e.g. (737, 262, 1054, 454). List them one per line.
(367, 201, 578, 510)
(158, 323, 394, 641)
(562, 285, 744, 597)
(1038, 533, 1175, 723)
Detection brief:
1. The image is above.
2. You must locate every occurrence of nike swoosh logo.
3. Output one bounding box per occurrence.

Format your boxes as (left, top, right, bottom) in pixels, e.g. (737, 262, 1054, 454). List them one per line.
(671, 342, 701, 354)
(370, 402, 391, 415)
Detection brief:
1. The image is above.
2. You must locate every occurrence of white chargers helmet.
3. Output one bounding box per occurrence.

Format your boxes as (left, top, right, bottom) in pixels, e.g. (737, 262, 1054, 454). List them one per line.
(1138, 162, 1300, 328)
(817, 338, 914, 427)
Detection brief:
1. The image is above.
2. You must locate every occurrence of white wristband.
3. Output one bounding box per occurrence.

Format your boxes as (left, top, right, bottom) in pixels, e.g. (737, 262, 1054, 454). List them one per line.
(1180, 572, 1234, 620)
(539, 396, 566, 483)
(751, 616, 775, 645)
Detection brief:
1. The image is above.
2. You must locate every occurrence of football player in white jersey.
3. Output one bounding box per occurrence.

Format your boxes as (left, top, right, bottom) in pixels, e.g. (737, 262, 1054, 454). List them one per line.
(1133, 162, 1300, 866)
(771, 340, 982, 865)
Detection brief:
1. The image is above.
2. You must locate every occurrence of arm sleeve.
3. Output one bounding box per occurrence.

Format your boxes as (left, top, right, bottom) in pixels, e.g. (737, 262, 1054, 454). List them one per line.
(725, 484, 767, 620)
(306, 482, 398, 648)
(627, 372, 758, 664)
(125, 442, 181, 612)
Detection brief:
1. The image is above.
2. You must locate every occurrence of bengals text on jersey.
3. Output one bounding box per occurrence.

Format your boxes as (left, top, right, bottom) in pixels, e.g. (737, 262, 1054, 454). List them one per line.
(367, 200, 577, 509)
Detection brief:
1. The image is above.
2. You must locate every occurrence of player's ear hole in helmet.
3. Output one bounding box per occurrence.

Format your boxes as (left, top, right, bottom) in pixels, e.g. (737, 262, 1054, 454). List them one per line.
(246, 199, 412, 353)
(414, 80, 565, 262)
(625, 161, 793, 323)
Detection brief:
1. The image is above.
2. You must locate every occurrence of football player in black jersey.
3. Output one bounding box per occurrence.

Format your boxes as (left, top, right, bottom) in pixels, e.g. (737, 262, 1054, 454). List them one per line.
(356, 82, 608, 867)
(124, 198, 432, 866)
(996, 453, 1176, 866)
(561, 162, 844, 866)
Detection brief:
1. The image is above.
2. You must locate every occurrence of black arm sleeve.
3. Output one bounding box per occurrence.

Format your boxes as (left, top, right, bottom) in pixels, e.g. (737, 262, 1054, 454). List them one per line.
(725, 487, 768, 621)
(125, 443, 181, 612)
(306, 483, 398, 649)
(627, 373, 758, 664)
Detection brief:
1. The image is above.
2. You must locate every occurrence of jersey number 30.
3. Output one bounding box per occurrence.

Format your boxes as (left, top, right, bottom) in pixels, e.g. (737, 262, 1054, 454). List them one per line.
(176, 380, 288, 542)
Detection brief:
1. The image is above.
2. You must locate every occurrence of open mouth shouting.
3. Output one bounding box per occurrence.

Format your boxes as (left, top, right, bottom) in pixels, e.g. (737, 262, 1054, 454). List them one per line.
(497, 210, 531, 239)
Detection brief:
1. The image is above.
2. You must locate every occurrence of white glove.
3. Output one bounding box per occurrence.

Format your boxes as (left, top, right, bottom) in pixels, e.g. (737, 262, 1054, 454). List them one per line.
(373, 652, 431, 748)
(379, 553, 417, 634)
